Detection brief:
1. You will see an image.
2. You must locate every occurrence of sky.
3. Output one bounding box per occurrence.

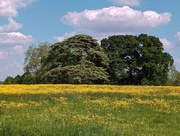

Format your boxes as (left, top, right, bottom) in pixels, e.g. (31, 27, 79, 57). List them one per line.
(0, 0, 180, 81)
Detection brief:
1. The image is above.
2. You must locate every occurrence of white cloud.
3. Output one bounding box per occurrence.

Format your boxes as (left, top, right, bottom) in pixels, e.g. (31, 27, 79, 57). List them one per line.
(0, 32, 33, 46)
(174, 58, 180, 71)
(6, 61, 23, 71)
(0, 51, 8, 60)
(175, 58, 180, 63)
(0, 0, 34, 47)
(12, 45, 24, 55)
(62, 6, 171, 38)
(54, 32, 77, 42)
(110, 0, 140, 6)
(0, 0, 35, 46)
(0, 0, 36, 18)
(0, 61, 23, 79)
(54, 31, 131, 44)
(0, 0, 36, 81)
(175, 32, 180, 42)
(0, 1, 18, 18)
(175, 58, 180, 69)
(0, 18, 23, 32)
(160, 38, 173, 49)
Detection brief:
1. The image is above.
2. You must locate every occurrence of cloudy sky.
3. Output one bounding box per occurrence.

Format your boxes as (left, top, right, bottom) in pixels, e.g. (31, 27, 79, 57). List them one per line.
(0, 0, 180, 81)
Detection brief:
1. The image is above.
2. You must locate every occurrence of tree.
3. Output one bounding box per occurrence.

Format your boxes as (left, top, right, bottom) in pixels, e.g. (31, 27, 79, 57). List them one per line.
(24, 42, 50, 74)
(167, 65, 180, 86)
(40, 35, 109, 84)
(14, 75, 22, 84)
(3, 76, 15, 84)
(138, 34, 173, 85)
(101, 34, 173, 85)
(21, 72, 36, 84)
(101, 35, 141, 85)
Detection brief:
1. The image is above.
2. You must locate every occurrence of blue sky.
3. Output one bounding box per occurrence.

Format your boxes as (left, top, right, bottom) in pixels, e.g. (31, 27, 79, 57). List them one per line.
(0, 0, 180, 81)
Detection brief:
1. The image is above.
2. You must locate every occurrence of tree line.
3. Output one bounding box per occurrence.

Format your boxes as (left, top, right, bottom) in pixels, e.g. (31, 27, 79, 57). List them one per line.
(3, 34, 180, 85)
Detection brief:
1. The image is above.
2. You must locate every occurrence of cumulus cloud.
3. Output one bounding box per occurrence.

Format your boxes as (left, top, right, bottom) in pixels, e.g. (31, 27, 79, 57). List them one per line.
(0, 0, 36, 80)
(0, 0, 36, 18)
(0, 18, 23, 32)
(174, 32, 180, 47)
(175, 58, 180, 63)
(175, 58, 180, 69)
(55, 31, 132, 43)
(12, 45, 24, 55)
(0, 32, 33, 46)
(160, 38, 173, 49)
(175, 32, 180, 42)
(110, 0, 140, 6)
(0, 0, 34, 47)
(54, 32, 77, 42)
(62, 6, 171, 38)
(0, 61, 23, 79)
(0, 51, 8, 60)
(6, 61, 23, 71)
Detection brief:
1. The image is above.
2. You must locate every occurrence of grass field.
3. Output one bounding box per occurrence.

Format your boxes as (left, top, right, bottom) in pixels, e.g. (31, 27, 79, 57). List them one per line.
(0, 85, 179, 136)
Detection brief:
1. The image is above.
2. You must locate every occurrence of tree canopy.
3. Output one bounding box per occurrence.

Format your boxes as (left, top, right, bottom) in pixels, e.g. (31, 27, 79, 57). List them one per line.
(101, 34, 174, 85)
(39, 35, 110, 84)
(3, 34, 176, 85)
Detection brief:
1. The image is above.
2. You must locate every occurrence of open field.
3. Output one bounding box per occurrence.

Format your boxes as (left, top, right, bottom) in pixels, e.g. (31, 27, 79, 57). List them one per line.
(0, 85, 179, 136)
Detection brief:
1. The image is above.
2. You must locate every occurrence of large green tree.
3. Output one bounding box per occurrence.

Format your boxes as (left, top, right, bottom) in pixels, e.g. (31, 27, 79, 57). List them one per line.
(138, 34, 173, 85)
(40, 35, 109, 84)
(101, 34, 173, 85)
(101, 35, 141, 85)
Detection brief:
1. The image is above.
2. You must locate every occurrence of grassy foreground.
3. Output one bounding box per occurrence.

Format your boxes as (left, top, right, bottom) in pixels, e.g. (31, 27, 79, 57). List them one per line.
(0, 85, 179, 136)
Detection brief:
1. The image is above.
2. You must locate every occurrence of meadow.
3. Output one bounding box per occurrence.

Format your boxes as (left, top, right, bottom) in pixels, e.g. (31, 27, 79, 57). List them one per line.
(0, 85, 179, 136)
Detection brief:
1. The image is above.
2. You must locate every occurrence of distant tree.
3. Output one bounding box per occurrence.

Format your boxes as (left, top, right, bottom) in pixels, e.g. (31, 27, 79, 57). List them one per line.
(167, 65, 180, 86)
(14, 75, 22, 84)
(21, 72, 36, 84)
(40, 35, 109, 84)
(101, 34, 174, 85)
(3, 76, 15, 84)
(24, 42, 50, 74)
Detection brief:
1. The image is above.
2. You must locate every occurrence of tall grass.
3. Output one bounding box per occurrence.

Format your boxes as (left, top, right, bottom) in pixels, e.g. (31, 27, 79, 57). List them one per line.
(0, 85, 179, 135)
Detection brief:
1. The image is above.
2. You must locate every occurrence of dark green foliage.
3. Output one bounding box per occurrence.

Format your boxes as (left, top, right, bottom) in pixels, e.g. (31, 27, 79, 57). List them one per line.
(101, 34, 174, 85)
(42, 62, 109, 84)
(101, 35, 141, 85)
(40, 35, 109, 84)
(3, 73, 36, 84)
(3, 76, 15, 84)
(138, 34, 173, 85)
(14, 75, 22, 84)
(4, 34, 176, 85)
(21, 72, 36, 84)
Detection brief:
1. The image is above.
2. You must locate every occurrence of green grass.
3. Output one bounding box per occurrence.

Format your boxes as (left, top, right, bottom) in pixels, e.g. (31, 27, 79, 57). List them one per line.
(0, 87, 179, 136)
